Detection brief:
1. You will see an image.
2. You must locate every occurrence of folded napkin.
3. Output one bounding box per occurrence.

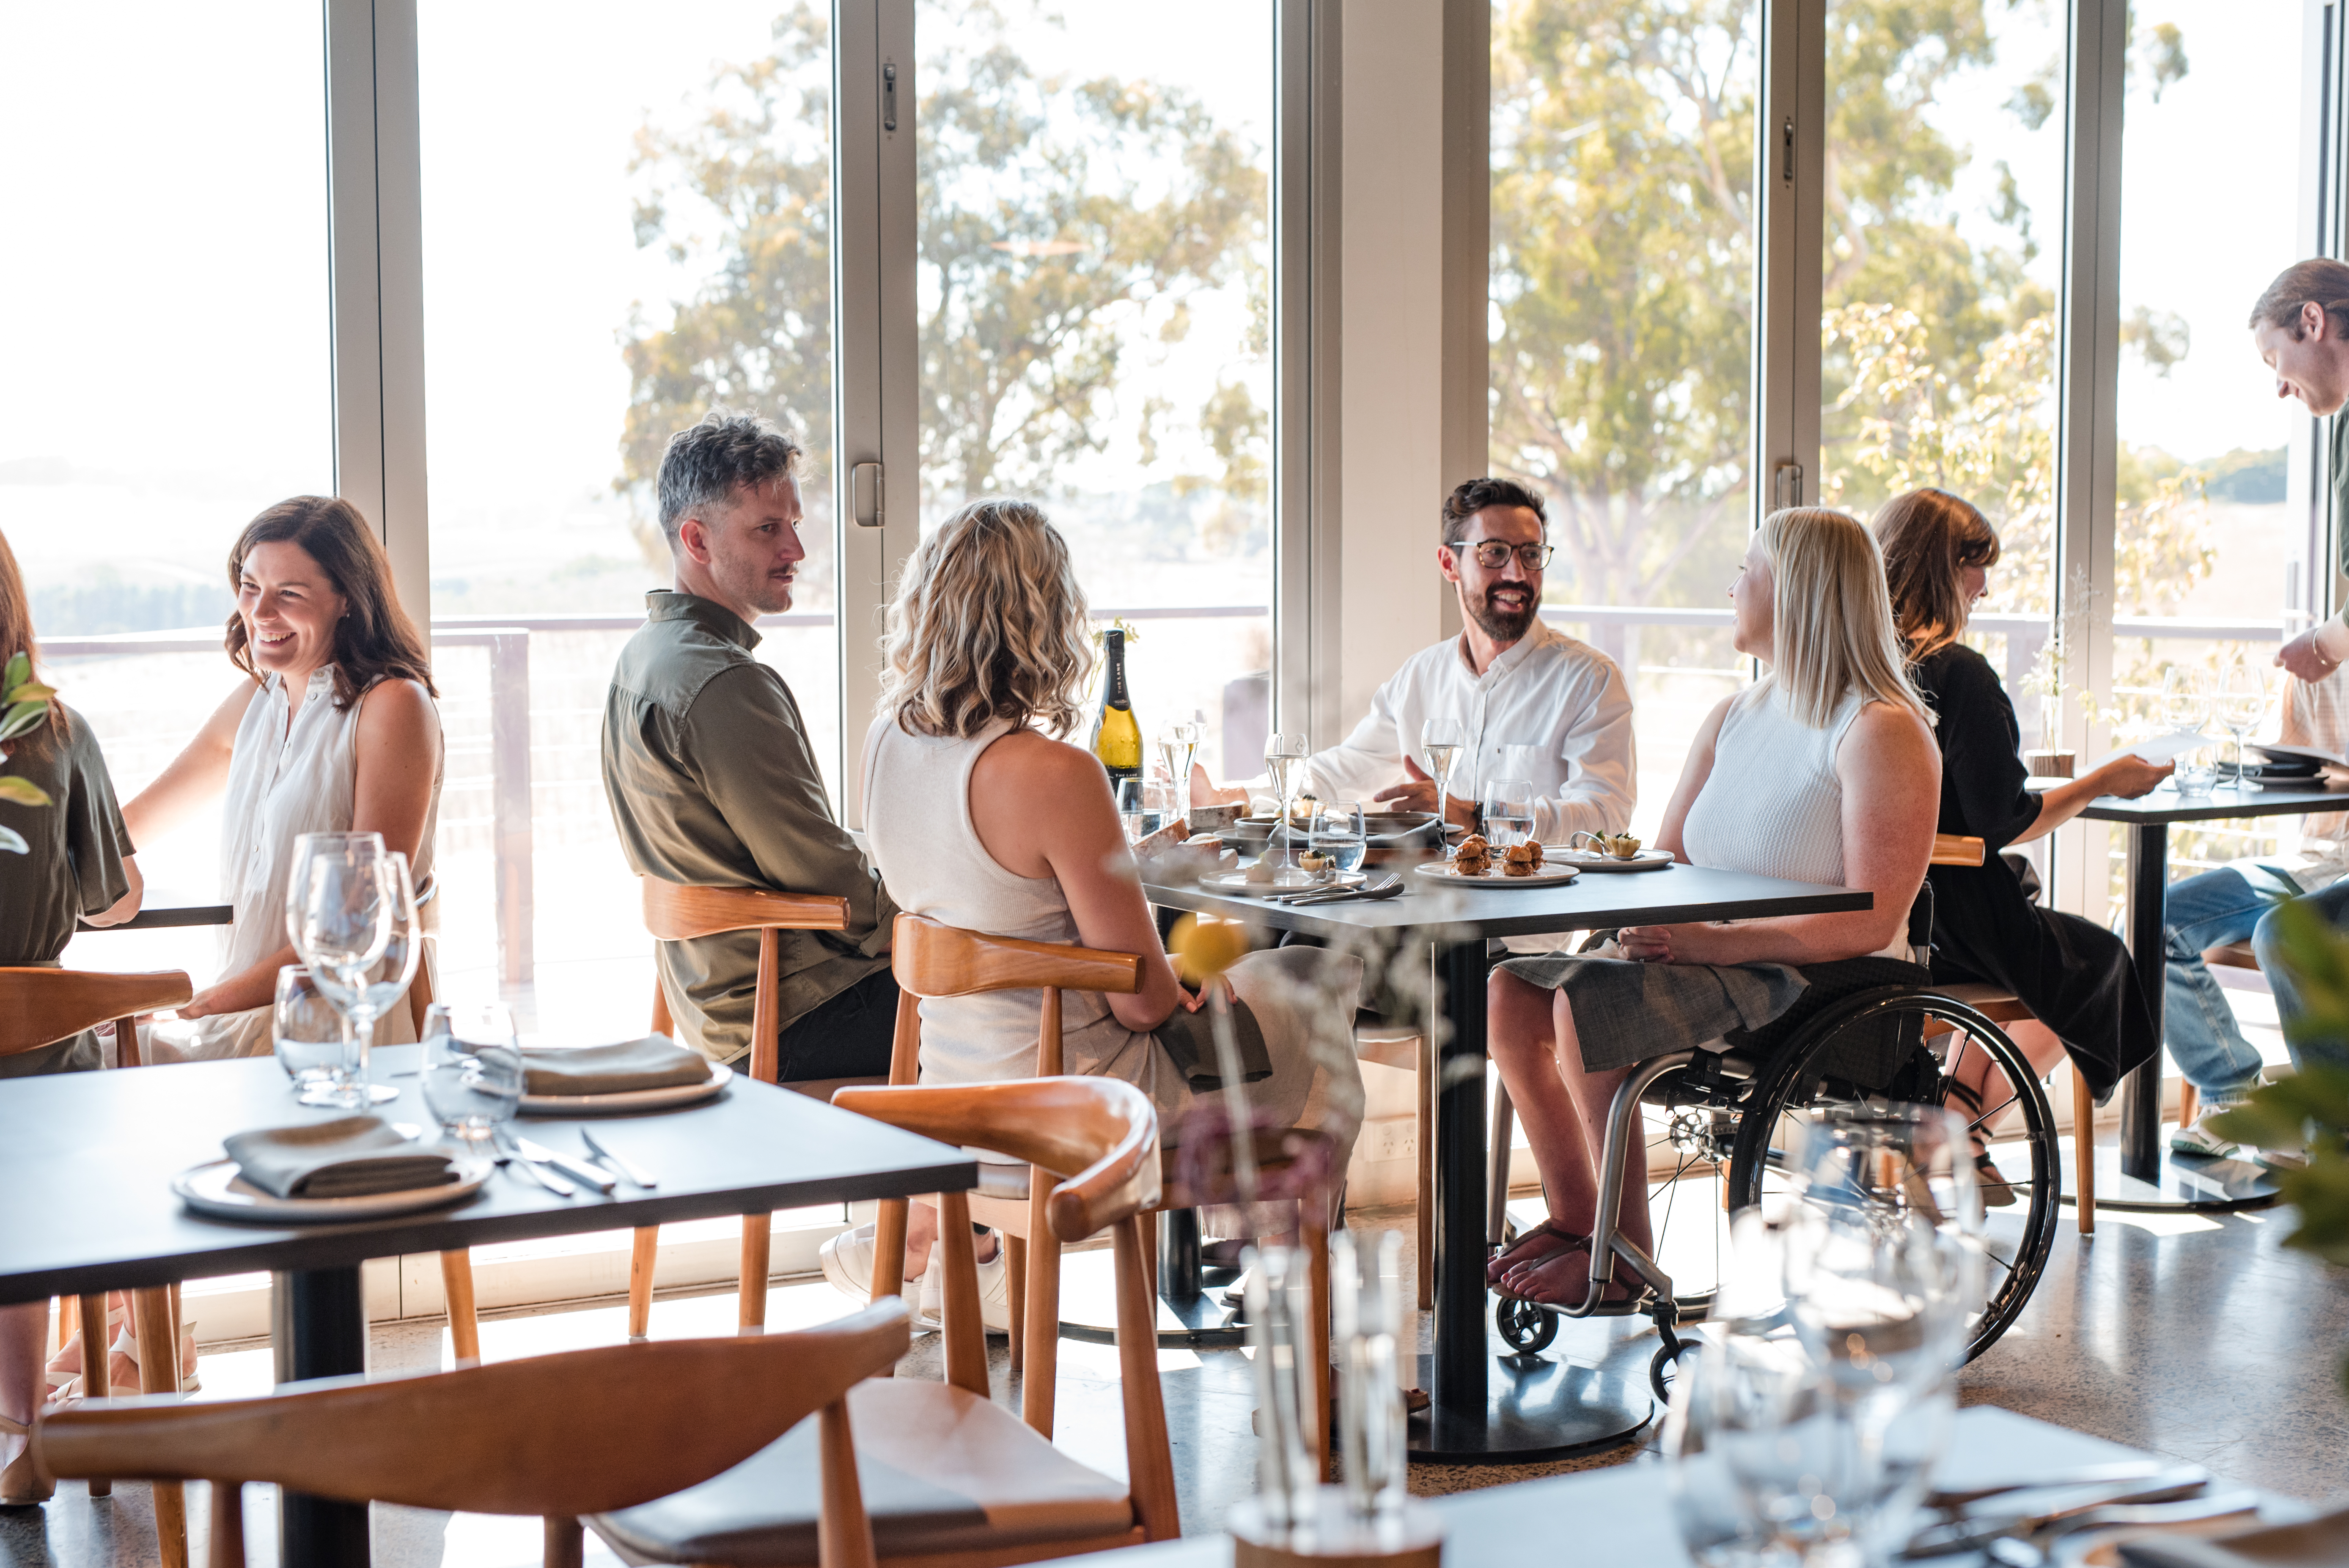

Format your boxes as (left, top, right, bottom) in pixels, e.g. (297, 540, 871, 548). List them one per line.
(2118, 1507, 2349, 1568)
(519, 1035, 713, 1097)
(224, 1116, 459, 1200)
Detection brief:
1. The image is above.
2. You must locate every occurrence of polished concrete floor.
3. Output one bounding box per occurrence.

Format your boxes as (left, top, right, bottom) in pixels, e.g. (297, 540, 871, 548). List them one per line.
(4, 1194, 2345, 1567)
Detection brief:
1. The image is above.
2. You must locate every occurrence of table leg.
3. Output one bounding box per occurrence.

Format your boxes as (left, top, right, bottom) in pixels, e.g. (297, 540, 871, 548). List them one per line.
(2063, 822, 2278, 1213)
(1409, 939, 1650, 1463)
(273, 1266, 370, 1567)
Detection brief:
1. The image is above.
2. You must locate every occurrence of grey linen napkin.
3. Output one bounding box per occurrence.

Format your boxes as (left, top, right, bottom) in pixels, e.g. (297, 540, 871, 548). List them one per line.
(224, 1116, 458, 1200)
(519, 1035, 712, 1097)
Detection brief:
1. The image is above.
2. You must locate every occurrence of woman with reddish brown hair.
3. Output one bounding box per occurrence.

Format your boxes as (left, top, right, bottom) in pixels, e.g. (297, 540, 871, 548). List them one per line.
(124, 495, 442, 1061)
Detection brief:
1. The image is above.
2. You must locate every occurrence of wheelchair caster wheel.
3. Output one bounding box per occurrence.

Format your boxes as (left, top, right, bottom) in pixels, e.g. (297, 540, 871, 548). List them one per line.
(1495, 1296, 1558, 1354)
(1650, 1337, 1698, 1402)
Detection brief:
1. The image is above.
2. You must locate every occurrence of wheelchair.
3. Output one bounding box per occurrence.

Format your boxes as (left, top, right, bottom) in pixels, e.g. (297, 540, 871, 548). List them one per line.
(1485, 879, 2063, 1403)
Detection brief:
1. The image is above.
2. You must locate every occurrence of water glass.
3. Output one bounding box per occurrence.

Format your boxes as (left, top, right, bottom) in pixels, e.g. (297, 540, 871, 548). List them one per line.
(1482, 777, 1535, 847)
(1115, 777, 1148, 841)
(272, 965, 342, 1094)
(2176, 745, 2219, 799)
(1666, 1329, 1841, 1566)
(1332, 1230, 1408, 1524)
(420, 1001, 524, 1144)
(1311, 800, 1367, 873)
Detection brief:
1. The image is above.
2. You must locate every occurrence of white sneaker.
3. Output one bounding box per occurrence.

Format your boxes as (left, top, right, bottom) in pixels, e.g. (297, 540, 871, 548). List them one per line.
(916, 1238, 1014, 1335)
(819, 1224, 916, 1305)
(2169, 1109, 2241, 1160)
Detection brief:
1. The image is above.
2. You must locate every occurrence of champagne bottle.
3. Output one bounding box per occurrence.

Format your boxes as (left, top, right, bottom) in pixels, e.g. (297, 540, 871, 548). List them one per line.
(1091, 627, 1143, 785)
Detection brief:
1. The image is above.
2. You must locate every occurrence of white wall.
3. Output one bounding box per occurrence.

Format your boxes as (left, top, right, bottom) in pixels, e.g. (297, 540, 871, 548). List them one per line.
(1335, 0, 1453, 737)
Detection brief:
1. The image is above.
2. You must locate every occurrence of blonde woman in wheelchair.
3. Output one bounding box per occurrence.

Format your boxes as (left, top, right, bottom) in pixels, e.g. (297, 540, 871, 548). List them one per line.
(1484, 508, 1940, 1307)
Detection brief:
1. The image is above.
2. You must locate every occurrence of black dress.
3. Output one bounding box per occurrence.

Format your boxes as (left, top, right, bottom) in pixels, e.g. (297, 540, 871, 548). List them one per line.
(1913, 644, 2155, 1097)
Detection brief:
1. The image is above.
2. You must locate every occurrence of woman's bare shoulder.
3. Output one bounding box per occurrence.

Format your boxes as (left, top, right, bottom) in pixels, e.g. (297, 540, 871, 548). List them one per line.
(353, 676, 441, 746)
(979, 728, 1104, 788)
(1844, 698, 1940, 770)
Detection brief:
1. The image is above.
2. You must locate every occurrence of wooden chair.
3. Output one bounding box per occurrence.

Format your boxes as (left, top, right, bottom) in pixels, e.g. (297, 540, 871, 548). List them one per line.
(433, 878, 853, 1360)
(1918, 835, 2101, 1235)
(0, 967, 194, 1564)
(879, 913, 1339, 1475)
(587, 1076, 1179, 1566)
(33, 1300, 910, 1568)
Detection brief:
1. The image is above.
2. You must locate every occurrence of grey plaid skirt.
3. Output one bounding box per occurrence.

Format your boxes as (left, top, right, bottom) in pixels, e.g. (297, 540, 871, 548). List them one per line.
(1495, 950, 1809, 1074)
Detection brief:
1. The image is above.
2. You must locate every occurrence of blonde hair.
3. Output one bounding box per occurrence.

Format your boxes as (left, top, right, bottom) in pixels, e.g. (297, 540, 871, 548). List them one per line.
(879, 497, 1095, 739)
(1756, 507, 1929, 728)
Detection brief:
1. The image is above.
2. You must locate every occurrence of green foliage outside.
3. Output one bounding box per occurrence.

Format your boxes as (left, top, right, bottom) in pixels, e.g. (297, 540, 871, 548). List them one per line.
(0, 651, 58, 854)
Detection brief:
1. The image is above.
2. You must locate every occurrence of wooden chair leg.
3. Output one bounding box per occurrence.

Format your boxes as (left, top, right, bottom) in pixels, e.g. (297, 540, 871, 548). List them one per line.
(1005, 1235, 1026, 1376)
(440, 1250, 481, 1363)
(543, 1514, 585, 1568)
(1416, 1035, 1436, 1311)
(2072, 1065, 2096, 1236)
(1304, 1200, 1332, 1482)
(77, 1292, 110, 1497)
(209, 1481, 245, 1568)
(629, 1227, 660, 1339)
(2177, 1081, 2200, 1134)
(1020, 1181, 1061, 1436)
(132, 1288, 188, 1568)
(739, 1213, 772, 1329)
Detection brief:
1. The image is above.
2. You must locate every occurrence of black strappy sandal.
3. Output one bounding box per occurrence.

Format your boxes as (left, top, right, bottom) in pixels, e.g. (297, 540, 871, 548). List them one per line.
(1942, 1079, 2019, 1209)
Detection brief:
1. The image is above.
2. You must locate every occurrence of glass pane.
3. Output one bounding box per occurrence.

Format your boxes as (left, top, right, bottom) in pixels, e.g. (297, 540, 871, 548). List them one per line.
(1819, 0, 2067, 726)
(1490, 0, 1759, 836)
(912, 0, 1274, 783)
(6, 3, 332, 979)
(418, 3, 838, 1035)
(2109, 1, 2311, 920)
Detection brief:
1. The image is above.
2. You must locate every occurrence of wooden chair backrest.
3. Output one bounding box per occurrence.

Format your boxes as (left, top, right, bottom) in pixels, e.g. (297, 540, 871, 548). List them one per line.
(885, 913, 1144, 1084)
(828, 1078, 1176, 1542)
(36, 1300, 909, 1568)
(1930, 834, 1986, 867)
(0, 969, 192, 1061)
(642, 879, 852, 1085)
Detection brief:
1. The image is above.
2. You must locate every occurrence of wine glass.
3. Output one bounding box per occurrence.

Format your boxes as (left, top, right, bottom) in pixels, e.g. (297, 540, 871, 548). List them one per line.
(308, 851, 421, 1107)
(1264, 731, 1308, 865)
(286, 832, 397, 1109)
(2215, 659, 2270, 794)
(1159, 719, 1203, 821)
(2159, 666, 2209, 734)
(1419, 719, 1465, 854)
(420, 1001, 524, 1145)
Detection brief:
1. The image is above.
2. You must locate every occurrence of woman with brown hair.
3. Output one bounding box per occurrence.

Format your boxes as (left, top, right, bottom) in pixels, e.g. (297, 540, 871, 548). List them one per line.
(1874, 486, 2165, 1195)
(124, 495, 442, 1060)
(0, 526, 143, 1502)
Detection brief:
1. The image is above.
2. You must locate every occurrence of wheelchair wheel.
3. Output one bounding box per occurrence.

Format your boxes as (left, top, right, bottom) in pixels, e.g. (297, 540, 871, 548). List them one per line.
(1718, 989, 2061, 1364)
(1494, 1296, 1559, 1354)
(1649, 1333, 1700, 1403)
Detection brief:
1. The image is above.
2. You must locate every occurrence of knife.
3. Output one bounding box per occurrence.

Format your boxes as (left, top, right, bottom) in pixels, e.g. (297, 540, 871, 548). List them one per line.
(512, 1134, 619, 1194)
(494, 1128, 576, 1198)
(1903, 1471, 2213, 1558)
(580, 1125, 657, 1188)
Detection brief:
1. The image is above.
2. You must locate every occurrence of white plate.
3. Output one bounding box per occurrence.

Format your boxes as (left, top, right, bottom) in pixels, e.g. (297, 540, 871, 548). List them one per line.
(1200, 868, 1368, 895)
(172, 1154, 494, 1223)
(518, 1061, 732, 1115)
(1546, 848, 1675, 873)
(1413, 860, 1582, 888)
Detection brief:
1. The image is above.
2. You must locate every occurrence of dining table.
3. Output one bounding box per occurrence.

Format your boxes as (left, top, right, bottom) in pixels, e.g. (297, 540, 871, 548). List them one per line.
(0, 1044, 976, 1568)
(1142, 853, 1870, 1464)
(1044, 1404, 2305, 1566)
(2074, 779, 2349, 1213)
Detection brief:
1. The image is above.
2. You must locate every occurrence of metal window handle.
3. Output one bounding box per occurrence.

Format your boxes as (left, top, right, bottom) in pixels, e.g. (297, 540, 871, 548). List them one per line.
(1774, 460, 1804, 509)
(1782, 116, 1795, 183)
(852, 461, 886, 528)
(883, 63, 898, 133)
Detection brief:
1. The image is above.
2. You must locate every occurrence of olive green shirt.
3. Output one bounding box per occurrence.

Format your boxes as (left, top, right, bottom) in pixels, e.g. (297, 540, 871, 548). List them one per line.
(0, 703, 135, 1076)
(601, 592, 894, 1065)
(2335, 416, 2348, 629)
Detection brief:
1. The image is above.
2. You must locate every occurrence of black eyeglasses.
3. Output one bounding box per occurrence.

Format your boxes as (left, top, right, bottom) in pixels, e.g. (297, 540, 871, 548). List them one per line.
(1451, 540, 1555, 571)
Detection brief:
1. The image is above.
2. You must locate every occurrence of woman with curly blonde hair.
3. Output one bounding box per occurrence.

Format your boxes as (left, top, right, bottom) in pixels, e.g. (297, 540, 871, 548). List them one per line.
(847, 498, 1361, 1310)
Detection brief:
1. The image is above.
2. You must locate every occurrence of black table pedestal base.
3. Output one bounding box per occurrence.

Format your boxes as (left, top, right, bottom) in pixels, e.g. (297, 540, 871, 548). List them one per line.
(274, 1266, 371, 1567)
(1405, 1335, 1653, 1466)
(1055, 1246, 1251, 1349)
(2062, 1142, 2280, 1213)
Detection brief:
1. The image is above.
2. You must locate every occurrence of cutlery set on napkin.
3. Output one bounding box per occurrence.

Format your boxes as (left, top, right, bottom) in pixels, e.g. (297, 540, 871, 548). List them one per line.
(1899, 1464, 2283, 1565)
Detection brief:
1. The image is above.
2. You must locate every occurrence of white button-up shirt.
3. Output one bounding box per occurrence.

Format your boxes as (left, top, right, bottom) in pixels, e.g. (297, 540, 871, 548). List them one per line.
(1302, 620, 1636, 841)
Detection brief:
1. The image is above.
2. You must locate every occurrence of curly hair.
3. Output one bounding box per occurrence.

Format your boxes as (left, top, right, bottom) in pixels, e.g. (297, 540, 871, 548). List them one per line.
(1440, 477, 1548, 546)
(1874, 487, 2002, 661)
(879, 498, 1094, 740)
(226, 496, 437, 711)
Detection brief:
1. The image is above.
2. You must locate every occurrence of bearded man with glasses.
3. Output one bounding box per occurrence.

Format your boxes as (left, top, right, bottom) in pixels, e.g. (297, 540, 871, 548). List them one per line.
(1198, 477, 1635, 845)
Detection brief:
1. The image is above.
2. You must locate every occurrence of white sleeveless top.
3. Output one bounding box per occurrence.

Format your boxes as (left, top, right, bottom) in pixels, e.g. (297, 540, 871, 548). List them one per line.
(187, 668, 439, 1060)
(1681, 682, 1907, 960)
(860, 716, 1148, 1086)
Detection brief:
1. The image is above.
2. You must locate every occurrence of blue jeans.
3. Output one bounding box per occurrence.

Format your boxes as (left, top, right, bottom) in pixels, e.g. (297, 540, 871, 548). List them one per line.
(2163, 864, 2349, 1101)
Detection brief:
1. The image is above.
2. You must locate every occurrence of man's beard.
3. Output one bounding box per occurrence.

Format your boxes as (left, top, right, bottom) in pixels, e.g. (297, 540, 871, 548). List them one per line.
(1465, 585, 1536, 643)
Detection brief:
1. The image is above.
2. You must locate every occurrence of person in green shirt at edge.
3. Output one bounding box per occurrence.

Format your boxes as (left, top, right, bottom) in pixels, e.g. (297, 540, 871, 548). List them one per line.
(2150, 259, 2349, 1162)
(601, 409, 901, 1085)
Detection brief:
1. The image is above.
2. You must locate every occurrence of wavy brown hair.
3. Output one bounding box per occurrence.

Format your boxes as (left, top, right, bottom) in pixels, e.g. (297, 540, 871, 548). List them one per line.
(0, 526, 60, 755)
(879, 498, 1093, 740)
(1873, 487, 2002, 661)
(226, 496, 437, 710)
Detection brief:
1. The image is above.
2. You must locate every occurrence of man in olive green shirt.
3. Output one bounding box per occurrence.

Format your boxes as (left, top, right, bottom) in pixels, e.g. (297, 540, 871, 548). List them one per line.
(602, 411, 898, 1078)
(2255, 260, 2349, 681)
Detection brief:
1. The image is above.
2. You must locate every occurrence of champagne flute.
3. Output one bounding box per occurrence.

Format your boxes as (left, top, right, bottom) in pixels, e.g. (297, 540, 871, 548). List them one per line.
(1420, 719, 1465, 857)
(1264, 731, 1308, 866)
(2215, 659, 2269, 794)
(1159, 719, 1203, 822)
(286, 832, 397, 1109)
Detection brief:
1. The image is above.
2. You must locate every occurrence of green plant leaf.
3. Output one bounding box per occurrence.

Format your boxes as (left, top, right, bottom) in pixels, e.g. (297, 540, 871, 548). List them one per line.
(0, 825, 25, 854)
(2, 653, 25, 694)
(0, 702, 48, 741)
(0, 775, 52, 808)
(3, 681, 55, 705)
